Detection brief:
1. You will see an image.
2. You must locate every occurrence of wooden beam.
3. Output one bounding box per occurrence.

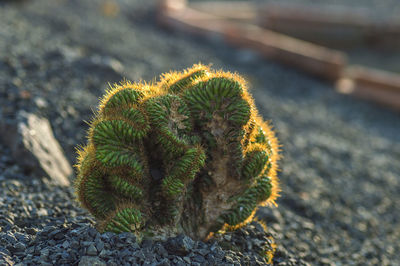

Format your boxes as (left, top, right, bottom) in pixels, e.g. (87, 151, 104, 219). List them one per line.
(337, 66, 400, 111)
(158, 5, 347, 81)
(225, 24, 347, 81)
(190, 1, 258, 22)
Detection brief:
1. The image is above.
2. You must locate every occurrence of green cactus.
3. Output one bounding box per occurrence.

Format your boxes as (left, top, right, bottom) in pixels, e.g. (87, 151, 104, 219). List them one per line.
(75, 64, 280, 241)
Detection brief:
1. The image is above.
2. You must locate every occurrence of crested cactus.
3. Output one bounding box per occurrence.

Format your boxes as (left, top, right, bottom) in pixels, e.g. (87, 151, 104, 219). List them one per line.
(75, 64, 280, 241)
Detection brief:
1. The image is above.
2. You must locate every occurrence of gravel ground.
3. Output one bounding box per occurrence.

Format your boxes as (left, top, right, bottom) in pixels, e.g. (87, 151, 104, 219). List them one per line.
(0, 144, 284, 266)
(1, 0, 400, 265)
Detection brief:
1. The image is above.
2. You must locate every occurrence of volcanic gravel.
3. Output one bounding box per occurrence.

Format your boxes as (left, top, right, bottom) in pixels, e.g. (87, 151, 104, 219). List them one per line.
(1, 0, 400, 265)
(0, 150, 286, 266)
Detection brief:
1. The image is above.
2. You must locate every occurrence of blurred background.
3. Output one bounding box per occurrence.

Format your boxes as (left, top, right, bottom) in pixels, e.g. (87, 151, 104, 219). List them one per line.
(0, 0, 399, 265)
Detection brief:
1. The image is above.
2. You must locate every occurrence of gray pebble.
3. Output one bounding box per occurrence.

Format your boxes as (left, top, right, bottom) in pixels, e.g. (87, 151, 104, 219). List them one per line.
(78, 256, 106, 266)
(61, 240, 69, 249)
(95, 240, 104, 252)
(86, 244, 98, 256)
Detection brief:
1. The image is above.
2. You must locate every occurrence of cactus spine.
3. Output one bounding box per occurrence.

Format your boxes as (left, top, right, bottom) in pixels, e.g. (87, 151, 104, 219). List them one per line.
(75, 64, 280, 240)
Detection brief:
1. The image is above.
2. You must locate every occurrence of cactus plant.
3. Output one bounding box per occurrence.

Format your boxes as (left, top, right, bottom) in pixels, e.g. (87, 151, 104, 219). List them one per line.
(75, 64, 280, 241)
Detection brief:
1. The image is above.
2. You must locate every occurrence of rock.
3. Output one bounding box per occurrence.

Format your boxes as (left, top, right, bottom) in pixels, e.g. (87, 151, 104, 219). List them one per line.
(40, 248, 50, 259)
(70, 240, 80, 249)
(95, 240, 104, 252)
(36, 208, 48, 217)
(33, 97, 48, 109)
(153, 243, 168, 257)
(98, 249, 109, 258)
(182, 257, 191, 264)
(192, 254, 206, 263)
(13, 242, 26, 252)
(0, 111, 72, 186)
(25, 228, 38, 235)
(41, 226, 56, 235)
(87, 244, 98, 256)
(78, 256, 106, 266)
(62, 240, 70, 249)
(133, 250, 146, 261)
(225, 255, 235, 264)
(164, 235, 195, 256)
(156, 258, 170, 266)
(48, 229, 65, 240)
(223, 234, 232, 241)
(196, 249, 209, 256)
